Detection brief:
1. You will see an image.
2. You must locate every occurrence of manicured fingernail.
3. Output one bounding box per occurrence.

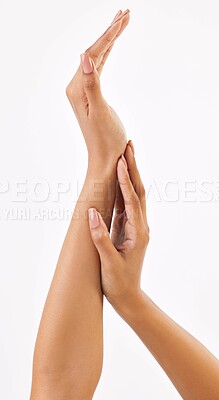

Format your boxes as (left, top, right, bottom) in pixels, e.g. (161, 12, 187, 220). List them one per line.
(128, 140, 135, 155)
(80, 53, 93, 74)
(110, 10, 122, 25)
(88, 208, 100, 229)
(121, 155, 127, 169)
(111, 9, 130, 26)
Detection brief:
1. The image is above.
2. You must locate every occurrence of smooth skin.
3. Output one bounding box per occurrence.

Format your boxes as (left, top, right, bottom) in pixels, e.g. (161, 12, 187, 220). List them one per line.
(30, 9, 130, 400)
(30, 9, 219, 400)
(88, 141, 219, 400)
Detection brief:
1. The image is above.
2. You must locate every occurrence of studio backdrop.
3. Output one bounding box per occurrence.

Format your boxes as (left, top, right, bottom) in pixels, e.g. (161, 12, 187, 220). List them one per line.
(0, 1, 219, 399)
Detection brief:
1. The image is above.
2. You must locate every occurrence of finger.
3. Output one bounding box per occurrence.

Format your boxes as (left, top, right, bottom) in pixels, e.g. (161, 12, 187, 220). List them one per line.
(88, 208, 119, 264)
(86, 19, 123, 64)
(66, 11, 130, 110)
(98, 12, 130, 75)
(111, 211, 126, 247)
(97, 42, 114, 75)
(115, 180, 124, 215)
(109, 8, 130, 28)
(111, 10, 122, 24)
(111, 180, 125, 246)
(112, 11, 130, 40)
(80, 53, 104, 112)
(117, 156, 143, 227)
(86, 9, 130, 68)
(124, 141, 148, 227)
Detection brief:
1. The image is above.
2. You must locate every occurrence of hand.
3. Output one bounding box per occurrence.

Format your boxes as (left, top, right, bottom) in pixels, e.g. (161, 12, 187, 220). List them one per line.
(88, 141, 150, 315)
(66, 10, 130, 168)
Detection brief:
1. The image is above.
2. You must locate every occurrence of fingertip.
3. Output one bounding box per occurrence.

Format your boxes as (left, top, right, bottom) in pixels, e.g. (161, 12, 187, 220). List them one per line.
(121, 154, 127, 168)
(117, 156, 128, 179)
(124, 143, 134, 169)
(118, 155, 127, 169)
(111, 9, 130, 26)
(123, 10, 131, 23)
(114, 12, 130, 39)
(88, 208, 100, 229)
(128, 140, 135, 155)
(110, 10, 122, 25)
(112, 12, 130, 30)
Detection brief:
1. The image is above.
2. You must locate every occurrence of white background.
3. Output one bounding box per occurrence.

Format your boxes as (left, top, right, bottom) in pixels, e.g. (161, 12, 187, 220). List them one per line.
(0, 0, 219, 399)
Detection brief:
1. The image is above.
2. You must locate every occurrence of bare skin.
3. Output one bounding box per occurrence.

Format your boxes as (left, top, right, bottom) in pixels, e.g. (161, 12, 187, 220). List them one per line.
(30, 9, 219, 399)
(30, 9, 130, 400)
(88, 141, 219, 400)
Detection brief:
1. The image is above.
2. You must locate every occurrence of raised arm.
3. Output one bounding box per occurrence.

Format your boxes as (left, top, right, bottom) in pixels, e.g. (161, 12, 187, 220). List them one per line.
(30, 10, 130, 400)
(88, 141, 219, 400)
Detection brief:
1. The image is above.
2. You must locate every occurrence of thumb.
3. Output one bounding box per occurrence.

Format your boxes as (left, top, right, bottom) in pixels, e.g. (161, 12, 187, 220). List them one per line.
(88, 208, 119, 264)
(80, 53, 104, 108)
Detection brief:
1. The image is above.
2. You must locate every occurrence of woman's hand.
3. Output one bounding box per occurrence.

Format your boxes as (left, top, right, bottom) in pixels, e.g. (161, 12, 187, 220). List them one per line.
(88, 141, 150, 316)
(89, 143, 219, 400)
(66, 10, 130, 168)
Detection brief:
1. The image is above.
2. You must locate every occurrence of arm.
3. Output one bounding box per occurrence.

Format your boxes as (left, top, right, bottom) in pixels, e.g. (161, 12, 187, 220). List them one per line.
(88, 141, 219, 400)
(30, 162, 115, 400)
(30, 10, 130, 400)
(123, 292, 219, 400)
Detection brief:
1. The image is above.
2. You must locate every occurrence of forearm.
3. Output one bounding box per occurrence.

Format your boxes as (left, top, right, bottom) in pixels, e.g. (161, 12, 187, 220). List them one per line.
(30, 160, 117, 400)
(121, 292, 219, 400)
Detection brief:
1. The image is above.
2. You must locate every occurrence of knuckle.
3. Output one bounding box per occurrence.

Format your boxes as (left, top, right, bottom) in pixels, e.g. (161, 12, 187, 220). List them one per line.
(103, 35, 112, 45)
(93, 229, 108, 244)
(131, 190, 140, 206)
(146, 222, 150, 235)
(139, 185, 146, 201)
(133, 179, 146, 201)
(123, 186, 139, 206)
(118, 179, 127, 188)
(84, 74, 97, 90)
(65, 84, 71, 99)
(85, 47, 97, 61)
(84, 77, 96, 91)
(138, 227, 150, 247)
(65, 83, 77, 104)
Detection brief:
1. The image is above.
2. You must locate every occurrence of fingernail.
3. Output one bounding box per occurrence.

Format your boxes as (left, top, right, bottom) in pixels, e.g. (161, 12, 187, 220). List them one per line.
(88, 208, 100, 229)
(118, 156, 127, 176)
(111, 9, 130, 26)
(110, 10, 122, 25)
(128, 140, 135, 155)
(121, 155, 127, 169)
(80, 53, 93, 74)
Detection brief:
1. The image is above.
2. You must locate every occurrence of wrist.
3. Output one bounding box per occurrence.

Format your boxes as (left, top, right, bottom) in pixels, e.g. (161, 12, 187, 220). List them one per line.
(86, 157, 118, 202)
(84, 157, 118, 228)
(87, 155, 118, 176)
(114, 290, 148, 323)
